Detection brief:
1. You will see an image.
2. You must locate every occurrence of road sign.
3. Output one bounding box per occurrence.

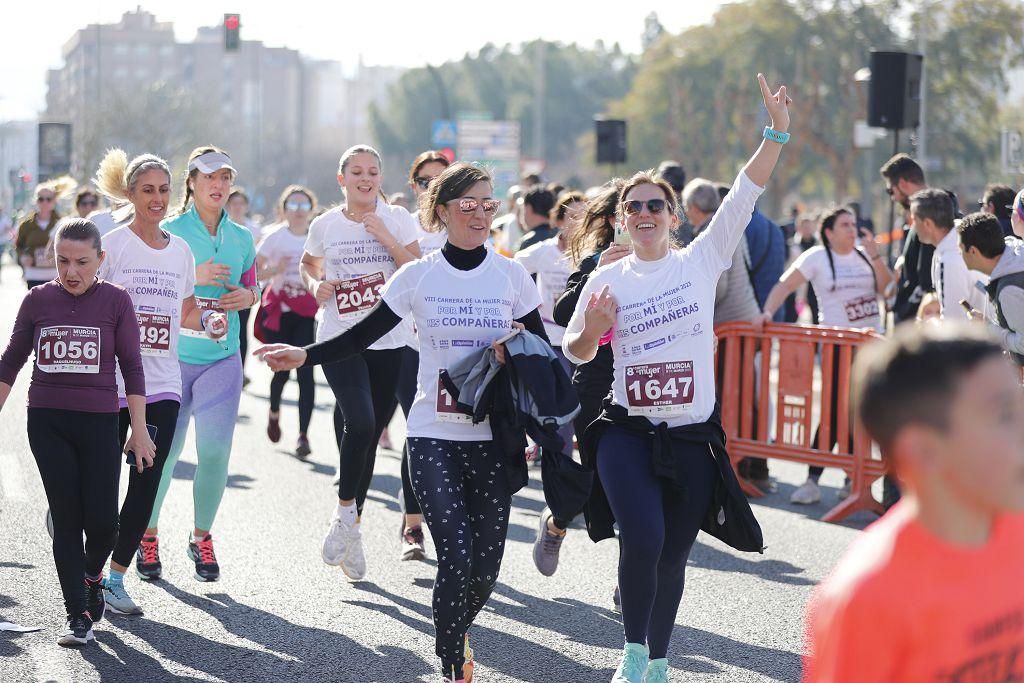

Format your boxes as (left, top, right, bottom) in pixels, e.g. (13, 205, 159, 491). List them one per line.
(1001, 129, 1024, 175)
(431, 120, 457, 147)
(457, 119, 521, 199)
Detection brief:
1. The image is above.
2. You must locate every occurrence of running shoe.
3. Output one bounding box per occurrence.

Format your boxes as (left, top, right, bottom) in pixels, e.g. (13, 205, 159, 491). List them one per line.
(57, 613, 94, 647)
(790, 478, 822, 505)
(135, 534, 162, 581)
(378, 428, 393, 451)
(612, 643, 649, 683)
(340, 524, 367, 581)
(267, 412, 282, 443)
(612, 585, 621, 613)
(85, 576, 105, 623)
(295, 434, 312, 460)
(400, 524, 426, 562)
(45, 508, 53, 540)
(464, 633, 475, 683)
(187, 534, 221, 582)
(103, 580, 143, 616)
(644, 659, 669, 683)
(532, 508, 565, 577)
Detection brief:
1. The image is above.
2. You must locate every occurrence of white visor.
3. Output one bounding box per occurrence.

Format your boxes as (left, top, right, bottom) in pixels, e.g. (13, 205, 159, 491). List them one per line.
(189, 152, 237, 175)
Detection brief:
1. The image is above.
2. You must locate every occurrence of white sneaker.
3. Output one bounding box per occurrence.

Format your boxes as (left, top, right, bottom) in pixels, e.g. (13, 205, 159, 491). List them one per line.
(790, 478, 822, 505)
(103, 581, 144, 616)
(321, 515, 354, 566)
(340, 523, 366, 581)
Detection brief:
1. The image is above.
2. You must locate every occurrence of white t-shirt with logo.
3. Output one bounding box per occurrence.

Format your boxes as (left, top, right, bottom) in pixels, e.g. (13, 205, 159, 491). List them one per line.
(305, 202, 419, 349)
(793, 246, 882, 331)
(381, 249, 543, 441)
(256, 224, 308, 309)
(564, 172, 764, 428)
(99, 225, 196, 399)
(514, 237, 572, 346)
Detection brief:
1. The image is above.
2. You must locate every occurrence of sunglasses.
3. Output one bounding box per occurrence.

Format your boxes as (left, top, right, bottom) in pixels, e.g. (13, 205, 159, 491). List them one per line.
(413, 176, 435, 190)
(37, 196, 56, 203)
(285, 201, 312, 212)
(449, 198, 501, 215)
(623, 199, 668, 215)
(78, 199, 98, 207)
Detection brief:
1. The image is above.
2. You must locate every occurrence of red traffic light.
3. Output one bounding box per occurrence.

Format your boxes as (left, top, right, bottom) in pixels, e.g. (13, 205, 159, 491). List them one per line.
(224, 14, 240, 30)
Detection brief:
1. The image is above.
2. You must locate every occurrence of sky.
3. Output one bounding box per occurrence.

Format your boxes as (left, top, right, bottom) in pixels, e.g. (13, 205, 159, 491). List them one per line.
(0, 1, 725, 121)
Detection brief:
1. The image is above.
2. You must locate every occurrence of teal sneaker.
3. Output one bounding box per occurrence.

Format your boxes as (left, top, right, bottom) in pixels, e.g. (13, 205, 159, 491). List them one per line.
(644, 658, 669, 682)
(612, 643, 649, 682)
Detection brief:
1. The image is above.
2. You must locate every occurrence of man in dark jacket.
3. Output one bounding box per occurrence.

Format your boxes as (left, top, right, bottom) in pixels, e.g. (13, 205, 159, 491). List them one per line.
(515, 185, 557, 253)
(881, 154, 932, 322)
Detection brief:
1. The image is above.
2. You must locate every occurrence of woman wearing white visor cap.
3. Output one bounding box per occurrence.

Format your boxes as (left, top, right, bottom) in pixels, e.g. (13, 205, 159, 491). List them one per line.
(141, 146, 260, 583)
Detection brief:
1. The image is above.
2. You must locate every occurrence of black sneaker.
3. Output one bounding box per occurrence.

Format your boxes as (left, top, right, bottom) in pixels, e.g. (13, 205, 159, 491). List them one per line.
(85, 576, 105, 623)
(57, 613, 94, 647)
(135, 534, 162, 581)
(295, 434, 311, 460)
(187, 534, 220, 582)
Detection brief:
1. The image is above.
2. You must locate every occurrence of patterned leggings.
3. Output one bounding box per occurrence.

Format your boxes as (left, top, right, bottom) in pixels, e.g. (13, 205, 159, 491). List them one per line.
(407, 437, 511, 679)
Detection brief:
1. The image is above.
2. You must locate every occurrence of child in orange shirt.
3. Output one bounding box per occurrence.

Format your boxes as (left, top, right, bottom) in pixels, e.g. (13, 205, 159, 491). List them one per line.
(803, 322, 1024, 682)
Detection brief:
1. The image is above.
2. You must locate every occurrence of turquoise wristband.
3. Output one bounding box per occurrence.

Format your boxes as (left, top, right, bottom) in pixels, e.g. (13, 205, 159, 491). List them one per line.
(763, 126, 790, 144)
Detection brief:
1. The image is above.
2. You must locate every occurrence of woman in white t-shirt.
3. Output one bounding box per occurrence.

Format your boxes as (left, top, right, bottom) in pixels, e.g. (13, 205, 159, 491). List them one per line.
(297, 145, 421, 581)
(257, 163, 548, 683)
(92, 149, 227, 615)
(256, 185, 319, 459)
(758, 206, 893, 505)
(562, 74, 790, 683)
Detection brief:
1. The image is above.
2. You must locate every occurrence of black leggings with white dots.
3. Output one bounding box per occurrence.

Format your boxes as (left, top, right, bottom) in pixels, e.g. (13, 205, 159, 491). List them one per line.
(407, 437, 511, 679)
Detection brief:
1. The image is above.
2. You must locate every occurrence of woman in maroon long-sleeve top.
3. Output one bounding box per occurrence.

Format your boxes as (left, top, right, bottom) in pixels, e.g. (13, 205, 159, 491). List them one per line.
(0, 218, 157, 648)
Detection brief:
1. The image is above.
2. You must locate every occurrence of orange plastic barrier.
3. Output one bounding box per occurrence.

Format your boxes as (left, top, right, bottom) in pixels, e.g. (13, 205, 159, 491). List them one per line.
(715, 321, 886, 523)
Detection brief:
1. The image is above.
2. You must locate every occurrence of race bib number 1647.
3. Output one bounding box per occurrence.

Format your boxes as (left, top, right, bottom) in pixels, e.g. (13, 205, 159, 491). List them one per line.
(625, 360, 694, 416)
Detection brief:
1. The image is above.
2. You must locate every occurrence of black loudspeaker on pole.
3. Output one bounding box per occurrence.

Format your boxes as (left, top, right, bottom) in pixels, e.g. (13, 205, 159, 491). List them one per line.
(595, 118, 627, 165)
(867, 51, 923, 131)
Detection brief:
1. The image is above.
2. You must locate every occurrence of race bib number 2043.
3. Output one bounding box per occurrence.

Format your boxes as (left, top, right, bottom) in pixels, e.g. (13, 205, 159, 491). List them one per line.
(36, 326, 101, 374)
(624, 360, 694, 416)
(336, 272, 385, 318)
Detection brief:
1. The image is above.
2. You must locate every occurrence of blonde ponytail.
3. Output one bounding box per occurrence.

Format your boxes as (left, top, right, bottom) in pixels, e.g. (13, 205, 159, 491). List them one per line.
(36, 175, 77, 200)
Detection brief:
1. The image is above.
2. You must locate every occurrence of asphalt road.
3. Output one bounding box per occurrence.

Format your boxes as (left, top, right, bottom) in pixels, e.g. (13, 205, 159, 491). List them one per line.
(0, 258, 875, 682)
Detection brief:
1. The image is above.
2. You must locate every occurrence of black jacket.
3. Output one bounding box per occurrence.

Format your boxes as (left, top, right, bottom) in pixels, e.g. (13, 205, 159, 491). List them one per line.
(581, 403, 765, 554)
(440, 331, 591, 520)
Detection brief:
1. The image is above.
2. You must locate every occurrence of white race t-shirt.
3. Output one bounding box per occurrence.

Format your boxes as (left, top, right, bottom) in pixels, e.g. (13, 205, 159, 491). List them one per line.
(381, 249, 543, 441)
(305, 202, 419, 349)
(415, 214, 448, 258)
(793, 246, 882, 330)
(564, 172, 763, 428)
(99, 225, 196, 399)
(256, 224, 308, 307)
(514, 236, 572, 346)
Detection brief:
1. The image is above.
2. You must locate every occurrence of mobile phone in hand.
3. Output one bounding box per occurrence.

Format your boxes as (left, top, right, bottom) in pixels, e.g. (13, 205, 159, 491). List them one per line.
(126, 424, 159, 466)
(613, 220, 632, 246)
(959, 299, 973, 314)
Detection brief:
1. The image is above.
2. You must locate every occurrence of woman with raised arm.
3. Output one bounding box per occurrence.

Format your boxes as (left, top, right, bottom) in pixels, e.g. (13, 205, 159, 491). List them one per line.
(561, 74, 791, 683)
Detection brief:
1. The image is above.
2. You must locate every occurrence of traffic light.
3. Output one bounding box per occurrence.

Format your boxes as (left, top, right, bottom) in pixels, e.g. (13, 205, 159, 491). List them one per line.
(224, 14, 240, 52)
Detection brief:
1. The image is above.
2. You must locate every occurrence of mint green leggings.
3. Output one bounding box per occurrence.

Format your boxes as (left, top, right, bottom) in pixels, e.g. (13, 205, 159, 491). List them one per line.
(149, 354, 242, 531)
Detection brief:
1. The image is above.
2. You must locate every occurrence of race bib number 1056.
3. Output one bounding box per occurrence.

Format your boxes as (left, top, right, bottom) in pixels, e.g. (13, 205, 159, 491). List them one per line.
(36, 326, 101, 374)
(625, 360, 694, 416)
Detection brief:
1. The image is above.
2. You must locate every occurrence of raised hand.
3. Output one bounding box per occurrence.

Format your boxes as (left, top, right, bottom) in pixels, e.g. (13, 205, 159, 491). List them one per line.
(362, 213, 399, 250)
(758, 72, 792, 133)
(584, 284, 617, 338)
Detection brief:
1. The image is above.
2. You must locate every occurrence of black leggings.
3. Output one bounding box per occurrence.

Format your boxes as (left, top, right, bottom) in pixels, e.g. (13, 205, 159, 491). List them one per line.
(395, 347, 422, 516)
(27, 408, 121, 617)
(597, 425, 716, 660)
(323, 347, 404, 514)
(268, 312, 316, 434)
(112, 400, 180, 568)
(810, 353, 853, 480)
(407, 437, 511, 677)
(238, 307, 250, 370)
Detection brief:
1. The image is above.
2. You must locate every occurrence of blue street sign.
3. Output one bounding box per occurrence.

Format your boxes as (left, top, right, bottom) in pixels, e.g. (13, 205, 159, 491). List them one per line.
(431, 120, 458, 147)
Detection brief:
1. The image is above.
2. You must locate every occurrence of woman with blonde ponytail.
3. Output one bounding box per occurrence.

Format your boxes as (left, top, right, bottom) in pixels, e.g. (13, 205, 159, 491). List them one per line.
(15, 175, 76, 288)
(86, 148, 228, 613)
